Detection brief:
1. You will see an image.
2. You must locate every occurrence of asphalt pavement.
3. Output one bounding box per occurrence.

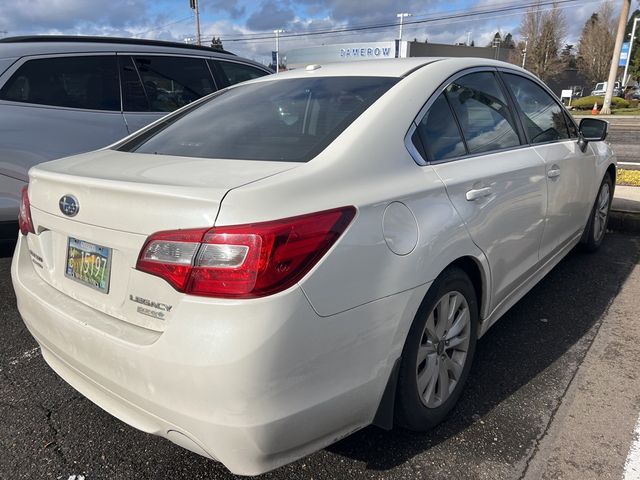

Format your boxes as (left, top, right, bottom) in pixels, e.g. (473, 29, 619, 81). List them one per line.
(1, 232, 639, 480)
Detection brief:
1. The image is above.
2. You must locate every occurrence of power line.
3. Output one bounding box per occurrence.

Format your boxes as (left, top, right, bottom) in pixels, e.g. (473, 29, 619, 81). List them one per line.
(199, 0, 585, 44)
(201, 0, 536, 42)
(133, 15, 192, 38)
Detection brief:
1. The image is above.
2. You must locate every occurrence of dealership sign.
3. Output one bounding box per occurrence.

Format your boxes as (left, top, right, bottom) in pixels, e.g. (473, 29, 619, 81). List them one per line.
(620, 42, 630, 67)
(340, 45, 393, 58)
(286, 41, 398, 69)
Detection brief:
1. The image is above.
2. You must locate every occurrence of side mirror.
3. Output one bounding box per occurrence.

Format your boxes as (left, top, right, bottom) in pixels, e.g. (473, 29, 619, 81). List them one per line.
(578, 118, 608, 152)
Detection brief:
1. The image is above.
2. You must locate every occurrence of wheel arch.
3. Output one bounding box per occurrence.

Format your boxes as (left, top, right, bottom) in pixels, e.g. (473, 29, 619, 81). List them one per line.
(448, 255, 491, 335)
(606, 163, 616, 194)
(372, 252, 491, 430)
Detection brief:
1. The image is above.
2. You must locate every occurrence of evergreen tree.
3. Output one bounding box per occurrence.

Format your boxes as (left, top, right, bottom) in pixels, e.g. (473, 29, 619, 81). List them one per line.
(210, 36, 224, 51)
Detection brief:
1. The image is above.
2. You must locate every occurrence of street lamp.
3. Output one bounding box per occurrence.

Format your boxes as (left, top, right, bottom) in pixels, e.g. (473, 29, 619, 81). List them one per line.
(188, 0, 201, 46)
(396, 13, 411, 41)
(273, 29, 285, 73)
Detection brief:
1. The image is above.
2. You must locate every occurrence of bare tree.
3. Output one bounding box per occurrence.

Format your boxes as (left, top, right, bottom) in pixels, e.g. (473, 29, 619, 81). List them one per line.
(519, 1, 567, 81)
(576, 1, 617, 85)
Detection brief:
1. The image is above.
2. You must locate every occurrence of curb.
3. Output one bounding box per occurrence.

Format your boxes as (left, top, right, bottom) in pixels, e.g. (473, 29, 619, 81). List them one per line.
(610, 186, 640, 234)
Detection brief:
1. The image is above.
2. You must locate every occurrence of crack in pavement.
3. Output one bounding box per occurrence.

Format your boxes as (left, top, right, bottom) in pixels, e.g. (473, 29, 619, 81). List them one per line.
(41, 404, 69, 465)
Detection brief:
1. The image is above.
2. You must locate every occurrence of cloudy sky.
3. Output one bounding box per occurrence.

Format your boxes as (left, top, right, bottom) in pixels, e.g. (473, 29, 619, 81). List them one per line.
(0, 0, 629, 65)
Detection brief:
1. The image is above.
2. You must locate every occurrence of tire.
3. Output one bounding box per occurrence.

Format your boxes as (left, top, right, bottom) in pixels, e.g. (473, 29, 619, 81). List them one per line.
(580, 174, 613, 253)
(394, 267, 478, 431)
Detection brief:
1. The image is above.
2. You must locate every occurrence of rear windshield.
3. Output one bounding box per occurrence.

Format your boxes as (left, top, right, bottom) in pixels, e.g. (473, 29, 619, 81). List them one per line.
(118, 76, 398, 162)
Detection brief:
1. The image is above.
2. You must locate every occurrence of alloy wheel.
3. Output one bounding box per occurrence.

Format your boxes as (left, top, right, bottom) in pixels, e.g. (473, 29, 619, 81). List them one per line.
(416, 291, 471, 408)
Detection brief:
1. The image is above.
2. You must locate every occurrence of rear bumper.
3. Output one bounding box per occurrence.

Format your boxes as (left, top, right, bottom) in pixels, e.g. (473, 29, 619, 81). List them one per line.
(11, 234, 426, 475)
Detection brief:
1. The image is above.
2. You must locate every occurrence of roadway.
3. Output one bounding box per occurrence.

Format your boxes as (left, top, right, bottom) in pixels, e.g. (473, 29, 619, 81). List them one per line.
(601, 116, 640, 170)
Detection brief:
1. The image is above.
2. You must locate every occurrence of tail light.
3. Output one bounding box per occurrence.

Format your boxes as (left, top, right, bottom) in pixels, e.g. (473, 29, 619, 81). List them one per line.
(18, 186, 35, 235)
(136, 206, 356, 299)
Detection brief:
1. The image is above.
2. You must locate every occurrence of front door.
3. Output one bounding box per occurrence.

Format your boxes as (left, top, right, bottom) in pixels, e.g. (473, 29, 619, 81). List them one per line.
(500, 72, 596, 260)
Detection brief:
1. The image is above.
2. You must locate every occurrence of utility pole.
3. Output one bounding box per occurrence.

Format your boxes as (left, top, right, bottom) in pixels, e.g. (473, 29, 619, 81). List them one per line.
(623, 17, 639, 87)
(466, 31, 472, 46)
(397, 13, 411, 41)
(273, 29, 284, 73)
(522, 37, 529, 69)
(602, 0, 631, 115)
(189, 0, 201, 46)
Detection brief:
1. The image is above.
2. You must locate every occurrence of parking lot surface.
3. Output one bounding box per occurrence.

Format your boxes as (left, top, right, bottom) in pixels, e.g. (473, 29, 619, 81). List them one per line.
(1, 232, 638, 480)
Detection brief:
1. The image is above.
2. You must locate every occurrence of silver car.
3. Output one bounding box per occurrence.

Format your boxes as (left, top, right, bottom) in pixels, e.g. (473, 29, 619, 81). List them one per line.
(0, 35, 271, 236)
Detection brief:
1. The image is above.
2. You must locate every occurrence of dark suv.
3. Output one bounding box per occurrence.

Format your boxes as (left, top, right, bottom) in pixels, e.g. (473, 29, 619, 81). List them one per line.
(0, 36, 272, 236)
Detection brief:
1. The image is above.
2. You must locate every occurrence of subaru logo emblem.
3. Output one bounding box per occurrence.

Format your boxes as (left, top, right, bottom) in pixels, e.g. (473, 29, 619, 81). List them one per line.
(59, 195, 79, 217)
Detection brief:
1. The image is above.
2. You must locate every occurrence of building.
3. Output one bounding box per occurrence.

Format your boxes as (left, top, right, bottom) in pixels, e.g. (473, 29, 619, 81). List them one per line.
(285, 40, 513, 69)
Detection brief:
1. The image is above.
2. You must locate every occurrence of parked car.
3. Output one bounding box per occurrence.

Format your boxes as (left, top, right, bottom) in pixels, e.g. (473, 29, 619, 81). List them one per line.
(591, 80, 623, 97)
(0, 36, 272, 237)
(12, 58, 615, 475)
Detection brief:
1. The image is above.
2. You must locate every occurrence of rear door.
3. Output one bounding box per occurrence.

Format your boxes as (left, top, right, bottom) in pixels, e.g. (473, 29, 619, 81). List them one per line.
(119, 54, 217, 134)
(500, 71, 596, 260)
(416, 69, 548, 311)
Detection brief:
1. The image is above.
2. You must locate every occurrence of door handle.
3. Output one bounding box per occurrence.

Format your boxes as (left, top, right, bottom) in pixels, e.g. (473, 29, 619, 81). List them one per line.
(465, 187, 493, 201)
(547, 168, 561, 179)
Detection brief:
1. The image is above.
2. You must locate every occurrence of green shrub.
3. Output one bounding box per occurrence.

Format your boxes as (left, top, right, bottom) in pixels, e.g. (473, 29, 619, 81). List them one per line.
(572, 95, 630, 110)
(629, 99, 639, 108)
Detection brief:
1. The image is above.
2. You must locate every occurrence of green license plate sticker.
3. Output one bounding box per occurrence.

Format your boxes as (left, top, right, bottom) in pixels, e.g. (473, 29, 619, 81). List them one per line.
(65, 237, 112, 293)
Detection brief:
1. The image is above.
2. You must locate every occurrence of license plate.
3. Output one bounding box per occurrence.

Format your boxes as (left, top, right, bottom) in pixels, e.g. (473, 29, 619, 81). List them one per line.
(65, 237, 112, 294)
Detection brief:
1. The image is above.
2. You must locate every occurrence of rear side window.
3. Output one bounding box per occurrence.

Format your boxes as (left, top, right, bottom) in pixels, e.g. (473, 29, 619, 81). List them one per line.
(415, 93, 466, 162)
(214, 61, 269, 87)
(119, 76, 397, 162)
(502, 73, 570, 144)
(128, 55, 216, 112)
(445, 72, 521, 154)
(0, 55, 119, 111)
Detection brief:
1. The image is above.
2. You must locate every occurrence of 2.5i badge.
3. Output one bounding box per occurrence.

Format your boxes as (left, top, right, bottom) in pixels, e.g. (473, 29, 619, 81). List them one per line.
(129, 294, 173, 320)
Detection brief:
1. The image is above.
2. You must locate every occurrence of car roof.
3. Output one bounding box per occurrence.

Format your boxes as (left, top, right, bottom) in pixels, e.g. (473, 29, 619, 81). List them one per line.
(250, 57, 527, 80)
(0, 35, 268, 71)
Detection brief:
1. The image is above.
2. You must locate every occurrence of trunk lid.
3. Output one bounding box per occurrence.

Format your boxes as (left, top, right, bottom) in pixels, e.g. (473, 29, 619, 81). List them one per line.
(26, 149, 296, 332)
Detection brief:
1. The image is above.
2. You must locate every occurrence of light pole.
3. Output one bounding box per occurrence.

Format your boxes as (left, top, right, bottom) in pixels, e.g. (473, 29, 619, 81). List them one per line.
(492, 37, 501, 60)
(521, 37, 529, 69)
(623, 17, 639, 87)
(396, 13, 411, 41)
(274, 29, 284, 73)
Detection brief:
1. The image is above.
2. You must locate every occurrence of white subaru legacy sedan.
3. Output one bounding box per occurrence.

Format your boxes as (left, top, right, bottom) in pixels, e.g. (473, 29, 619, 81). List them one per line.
(12, 58, 615, 475)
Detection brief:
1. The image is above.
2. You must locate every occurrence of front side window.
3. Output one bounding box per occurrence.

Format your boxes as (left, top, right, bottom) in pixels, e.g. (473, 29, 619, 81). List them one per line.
(415, 93, 466, 162)
(130, 55, 216, 112)
(0, 55, 119, 111)
(118, 76, 397, 162)
(445, 72, 521, 155)
(502, 73, 570, 144)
